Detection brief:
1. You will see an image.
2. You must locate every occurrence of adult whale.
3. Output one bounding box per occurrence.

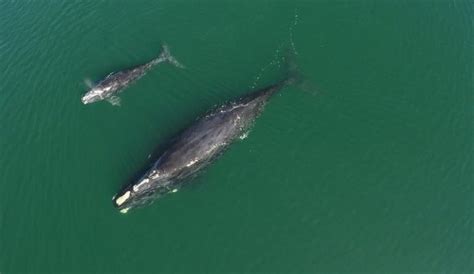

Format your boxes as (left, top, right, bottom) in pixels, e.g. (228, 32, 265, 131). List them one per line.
(113, 58, 301, 213)
(81, 44, 183, 105)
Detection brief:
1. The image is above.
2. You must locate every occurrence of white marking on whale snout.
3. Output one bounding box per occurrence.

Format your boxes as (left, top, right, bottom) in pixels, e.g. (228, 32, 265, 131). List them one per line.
(115, 190, 130, 206)
(81, 93, 93, 104)
(81, 88, 104, 104)
(120, 207, 130, 214)
(133, 178, 150, 192)
(91, 87, 103, 93)
(149, 169, 160, 179)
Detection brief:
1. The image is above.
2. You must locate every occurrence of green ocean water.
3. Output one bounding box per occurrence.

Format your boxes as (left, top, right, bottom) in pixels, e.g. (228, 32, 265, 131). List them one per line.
(0, 0, 473, 272)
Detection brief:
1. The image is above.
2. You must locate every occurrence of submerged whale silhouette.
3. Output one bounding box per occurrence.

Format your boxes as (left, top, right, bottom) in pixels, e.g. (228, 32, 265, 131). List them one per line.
(81, 44, 183, 105)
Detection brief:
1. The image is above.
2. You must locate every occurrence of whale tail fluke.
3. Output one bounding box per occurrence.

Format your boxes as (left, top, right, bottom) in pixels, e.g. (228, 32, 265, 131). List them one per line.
(281, 47, 318, 96)
(282, 48, 301, 86)
(151, 44, 185, 68)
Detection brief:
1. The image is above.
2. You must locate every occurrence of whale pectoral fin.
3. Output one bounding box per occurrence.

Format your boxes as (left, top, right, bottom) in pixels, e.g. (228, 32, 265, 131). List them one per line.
(107, 96, 121, 106)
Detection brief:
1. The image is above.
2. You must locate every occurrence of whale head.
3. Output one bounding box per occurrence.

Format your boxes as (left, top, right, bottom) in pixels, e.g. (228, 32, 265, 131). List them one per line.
(113, 174, 170, 213)
(112, 178, 153, 214)
(81, 88, 104, 104)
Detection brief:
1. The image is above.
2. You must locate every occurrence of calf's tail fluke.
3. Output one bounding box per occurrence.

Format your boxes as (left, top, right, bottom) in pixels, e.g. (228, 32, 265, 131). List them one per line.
(152, 44, 185, 68)
(280, 47, 316, 95)
(280, 47, 302, 87)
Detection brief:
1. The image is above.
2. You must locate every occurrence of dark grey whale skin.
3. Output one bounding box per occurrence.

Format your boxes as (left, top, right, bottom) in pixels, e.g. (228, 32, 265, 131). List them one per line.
(113, 79, 291, 212)
(81, 56, 162, 104)
(81, 45, 181, 104)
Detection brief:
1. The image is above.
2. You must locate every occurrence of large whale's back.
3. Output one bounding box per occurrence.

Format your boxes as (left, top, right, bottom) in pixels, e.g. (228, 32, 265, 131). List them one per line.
(156, 95, 268, 179)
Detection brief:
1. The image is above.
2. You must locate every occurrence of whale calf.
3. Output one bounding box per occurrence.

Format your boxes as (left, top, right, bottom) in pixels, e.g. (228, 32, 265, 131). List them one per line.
(113, 62, 299, 213)
(81, 44, 183, 105)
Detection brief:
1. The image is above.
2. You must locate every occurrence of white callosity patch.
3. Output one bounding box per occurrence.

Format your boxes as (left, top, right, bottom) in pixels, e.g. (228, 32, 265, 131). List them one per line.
(115, 191, 131, 206)
(149, 169, 160, 179)
(133, 178, 150, 192)
(120, 207, 130, 214)
(81, 87, 106, 104)
(91, 88, 104, 96)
